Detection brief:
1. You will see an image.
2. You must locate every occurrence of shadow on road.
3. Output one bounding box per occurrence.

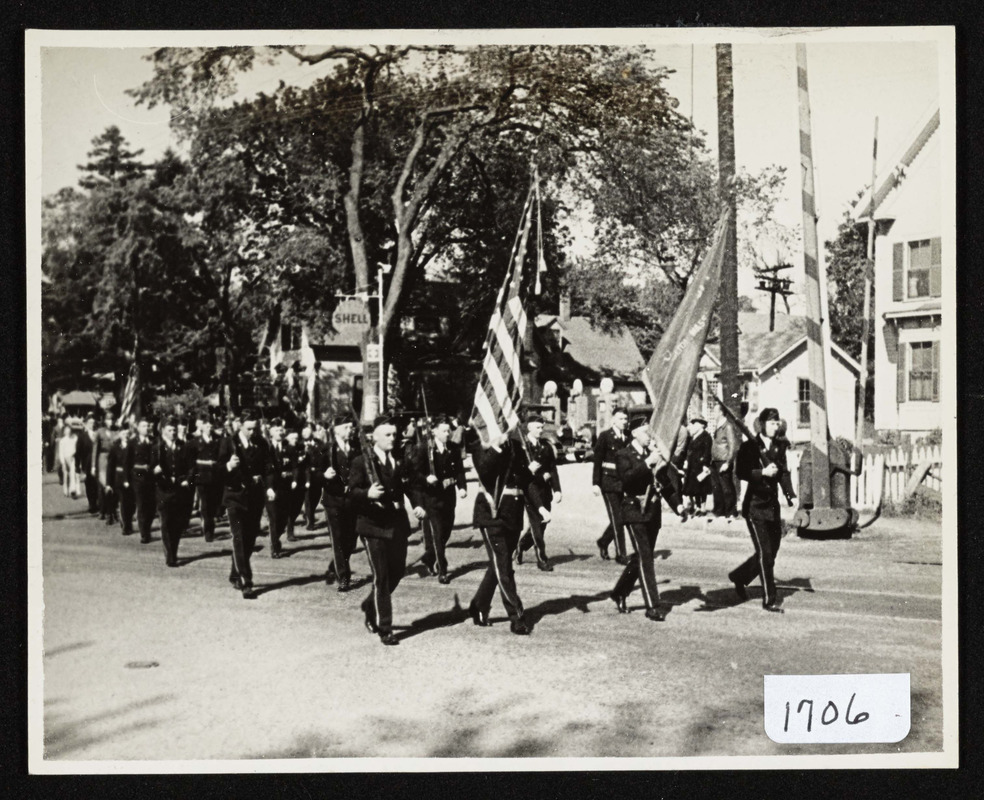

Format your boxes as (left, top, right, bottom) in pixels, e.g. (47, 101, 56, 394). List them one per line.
(44, 692, 173, 758)
(279, 541, 333, 557)
(253, 573, 332, 597)
(44, 640, 94, 659)
(447, 534, 484, 550)
(523, 590, 611, 627)
(393, 595, 466, 642)
(178, 549, 232, 566)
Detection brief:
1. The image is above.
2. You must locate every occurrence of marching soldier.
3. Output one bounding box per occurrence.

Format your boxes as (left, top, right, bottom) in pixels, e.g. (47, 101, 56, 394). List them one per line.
(94, 411, 116, 524)
(610, 414, 666, 622)
(284, 426, 306, 542)
(125, 418, 157, 544)
(412, 415, 468, 584)
(516, 416, 562, 571)
(319, 413, 358, 591)
(218, 412, 272, 599)
(592, 406, 630, 564)
(105, 423, 133, 535)
(265, 418, 295, 558)
(466, 429, 532, 635)
(348, 416, 426, 646)
(300, 421, 322, 530)
(151, 417, 193, 568)
(189, 413, 224, 542)
(728, 407, 789, 613)
(77, 412, 100, 514)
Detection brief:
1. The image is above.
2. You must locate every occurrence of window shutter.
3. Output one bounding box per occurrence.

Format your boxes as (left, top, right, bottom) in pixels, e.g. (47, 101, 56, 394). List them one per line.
(930, 237, 942, 298)
(932, 340, 940, 401)
(897, 341, 906, 404)
(893, 242, 904, 301)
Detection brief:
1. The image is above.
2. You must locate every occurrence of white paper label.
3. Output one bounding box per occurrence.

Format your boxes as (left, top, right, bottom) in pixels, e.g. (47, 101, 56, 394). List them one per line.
(764, 673, 910, 743)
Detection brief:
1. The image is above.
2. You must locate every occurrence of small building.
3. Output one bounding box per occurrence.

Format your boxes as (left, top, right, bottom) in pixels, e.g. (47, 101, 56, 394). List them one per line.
(530, 294, 648, 433)
(853, 107, 942, 437)
(696, 313, 861, 445)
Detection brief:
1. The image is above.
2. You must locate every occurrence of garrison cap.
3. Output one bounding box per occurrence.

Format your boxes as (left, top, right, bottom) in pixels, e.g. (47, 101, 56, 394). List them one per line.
(690, 413, 707, 425)
(526, 414, 546, 425)
(372, 414, 394, 430)
(628, 414, 649, 432)
(332, 413, 354, 427)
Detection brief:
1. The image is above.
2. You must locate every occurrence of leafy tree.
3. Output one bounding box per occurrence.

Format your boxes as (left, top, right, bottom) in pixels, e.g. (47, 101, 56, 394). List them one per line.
(76, 125, 147, 190)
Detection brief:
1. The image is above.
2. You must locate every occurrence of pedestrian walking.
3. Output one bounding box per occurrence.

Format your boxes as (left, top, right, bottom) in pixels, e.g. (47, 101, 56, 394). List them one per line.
(592, 406, 630, 564)
(319, 414, 359, 592)
(683, 414, 712, 516)
(710, 412, 739, 519)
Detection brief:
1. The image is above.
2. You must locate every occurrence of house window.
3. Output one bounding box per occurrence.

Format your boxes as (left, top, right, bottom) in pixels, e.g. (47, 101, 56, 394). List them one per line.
(894, 238, 942, 301)
(908, 341, 940, 402)
(705, 378, 720, 422)
(281, 324, 301, 352)
(797, 378, 811, 427)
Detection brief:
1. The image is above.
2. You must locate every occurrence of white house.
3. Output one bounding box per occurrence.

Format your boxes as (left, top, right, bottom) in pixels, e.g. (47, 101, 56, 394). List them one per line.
(696, 313, 861, 445)
(854, 108, 942, 437)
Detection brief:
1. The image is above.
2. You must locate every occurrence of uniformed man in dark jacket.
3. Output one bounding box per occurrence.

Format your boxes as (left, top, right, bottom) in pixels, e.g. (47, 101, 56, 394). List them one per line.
(610, 414, 666, 622)
(516, 416, 562, 571)
(94, 411, 116, 523)
(592, 406, 630, 563)
(77, 412, 99, 513)
(218, 412, 272, 599)
(125, 418, 157, 543)
(265, 418, 296, 558)
(106, 423, 134, 535)
(151, 417, 193, 567)
(467, 429, 533, 635)
(300, 421, 322, 530)
(412, 415, 468, 583)
(283, 426, 306, 542)
(348, 416, 426, 646)
(728, 407, 788, 613)
(318, 414, 358, 591)
(189, 413, 224, 542)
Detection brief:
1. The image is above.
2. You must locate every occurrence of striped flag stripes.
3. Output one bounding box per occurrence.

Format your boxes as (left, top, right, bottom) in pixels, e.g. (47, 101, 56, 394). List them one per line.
(118, 361, 140, 423)
(469, 186, 536, 447)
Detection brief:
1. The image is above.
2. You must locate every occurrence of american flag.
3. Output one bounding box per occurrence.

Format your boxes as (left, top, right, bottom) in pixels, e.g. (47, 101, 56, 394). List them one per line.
(469, 187, 535, 446)
(118, 361, 140, 424)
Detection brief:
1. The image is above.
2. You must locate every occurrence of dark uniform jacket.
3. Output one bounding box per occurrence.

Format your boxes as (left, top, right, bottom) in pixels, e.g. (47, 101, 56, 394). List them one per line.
(348, 450, 421, 540)
(301, 436, 321, 484)
(616, 443, 662, 525)
(94, 427, 114, 485)
(470, 440, 531, 530)
(267, 441, 301, 492)
(515, 436, 561, 509)
(125, 436, 155, 485)
(592, 427, 629, 492)
(76, 429, 96, 475)
(316, 437, 359, 509)
(151, 439, 193, 497)
(410, 441, 466, 509)
(736, 435, 788, 522)
(218, 434, 273, 509)
(107, 438, 130, 490)
(188, 435, 223, 486)
(684, 428, 713, 492)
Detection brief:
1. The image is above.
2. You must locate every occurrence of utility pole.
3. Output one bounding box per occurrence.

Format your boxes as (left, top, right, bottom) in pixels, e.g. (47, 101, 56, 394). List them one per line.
(753, 262, 794, 331)
(716, 44, 740, 416)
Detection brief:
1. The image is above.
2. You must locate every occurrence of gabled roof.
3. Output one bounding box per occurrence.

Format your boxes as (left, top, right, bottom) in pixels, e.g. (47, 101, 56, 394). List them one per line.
(704, 313, 860, 375)
(853, 108, 940, 222)
(535, 314, 645, 380)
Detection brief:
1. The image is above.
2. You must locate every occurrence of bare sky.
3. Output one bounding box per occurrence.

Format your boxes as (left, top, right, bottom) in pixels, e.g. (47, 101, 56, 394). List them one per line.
(39, 35, 943, 280)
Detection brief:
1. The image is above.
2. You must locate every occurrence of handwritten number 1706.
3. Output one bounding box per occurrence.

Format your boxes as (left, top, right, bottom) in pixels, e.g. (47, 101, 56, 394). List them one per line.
(783, 693, 870, 733)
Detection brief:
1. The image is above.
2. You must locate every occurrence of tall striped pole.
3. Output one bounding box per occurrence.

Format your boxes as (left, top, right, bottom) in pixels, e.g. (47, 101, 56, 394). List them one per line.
(796, 44, 832, 513)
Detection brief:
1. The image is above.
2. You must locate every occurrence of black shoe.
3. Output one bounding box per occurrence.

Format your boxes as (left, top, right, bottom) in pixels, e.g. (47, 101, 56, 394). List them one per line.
(424, 562, 438, 577)
(379, 633, 399, 646)
(271, 547, 283, 559)
(305, 524, 317, 531)
(615, 555, 631, 566)
(242, 585, 257, 599)
(510, 619, 531, 635)
(468, 601, 491, 627)
(645, 607, 665, 622)
(286, 533, 297, 542)
(438, 573, 451, 585)
(536, 560, 554, 572)
(596, 539, 611, 560)
(764, 602, 785, 614)
(229, 575, 240, 588)
(204, 535, 214, 543)
(363, 607, 379, 635)
(166, 560, 178, 568)
(140, 537, 151, 544)
(731, 576, 748, 602)
(337, 578, 351, 593)
(105, 518, 114, 526)
(611, 593, 628, 614)
(515, 547, 524, 565)
(326, 568, 337, 585)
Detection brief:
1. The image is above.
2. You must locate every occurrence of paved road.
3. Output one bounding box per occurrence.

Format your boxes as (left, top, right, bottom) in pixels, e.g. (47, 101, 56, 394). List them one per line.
(37, 465, 944, 761)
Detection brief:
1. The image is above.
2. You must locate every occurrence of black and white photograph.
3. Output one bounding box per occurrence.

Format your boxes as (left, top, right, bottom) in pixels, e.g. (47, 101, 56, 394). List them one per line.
(26, 26, 956, 770)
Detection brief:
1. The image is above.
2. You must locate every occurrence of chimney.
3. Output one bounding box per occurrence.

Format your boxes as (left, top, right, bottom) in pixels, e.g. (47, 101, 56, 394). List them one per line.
(559, 290, 571, 323)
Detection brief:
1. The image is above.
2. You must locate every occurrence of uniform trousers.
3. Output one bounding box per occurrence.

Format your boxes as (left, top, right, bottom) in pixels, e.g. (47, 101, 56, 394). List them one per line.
(116, 484, 135, 535)
(196, 482, 224, 541)
(730, 517, 782, 606)
(421, 491, 456, 575)
(287, 485, 306, 536)
(597, 490, 628, 558)
(324, 504, 356, 581)
(473, 525, 525, 622)
(265, 484, 290, 552)
(304, 478, 323, 528)
(227, 493, 264, 587)
(157, 487, 190, 565)
(133, 478, 156, 541)
(360, 533, 409, 636)
(102, 485, 118, 522)
(613, 519, 661, 611)
(83, 472, 99, 512)
(519, 497, 551, 564)
(710, 462, 737, 516)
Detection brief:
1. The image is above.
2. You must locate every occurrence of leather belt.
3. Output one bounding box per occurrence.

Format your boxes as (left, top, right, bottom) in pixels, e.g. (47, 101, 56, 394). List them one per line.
(133, 463, 149, 470)
(602, 462, 617, 469)
(280, 471, 293, 479)
(501, 487, 523, 496)
(441, 477, 456, 489)
(114, 466, 125, 473)
(196, 459, 216, 465)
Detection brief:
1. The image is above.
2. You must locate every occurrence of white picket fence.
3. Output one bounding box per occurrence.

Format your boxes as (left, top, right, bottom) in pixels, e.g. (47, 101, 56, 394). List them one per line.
(786, 444, 942, 510)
